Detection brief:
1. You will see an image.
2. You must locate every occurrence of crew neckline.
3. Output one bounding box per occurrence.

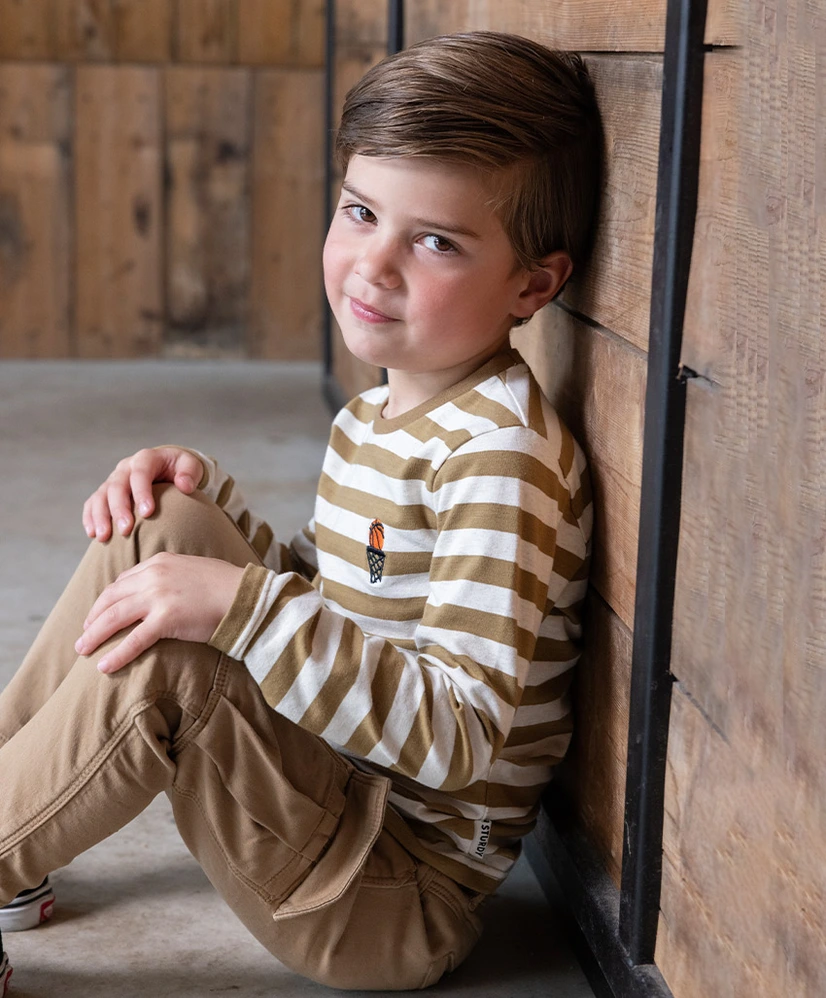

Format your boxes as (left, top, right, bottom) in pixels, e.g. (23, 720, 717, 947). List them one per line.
(368, 349, 522, 434)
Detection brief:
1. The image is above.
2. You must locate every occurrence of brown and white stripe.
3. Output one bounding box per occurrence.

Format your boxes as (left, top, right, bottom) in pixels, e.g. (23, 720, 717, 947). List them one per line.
(199, 349, 592, 893)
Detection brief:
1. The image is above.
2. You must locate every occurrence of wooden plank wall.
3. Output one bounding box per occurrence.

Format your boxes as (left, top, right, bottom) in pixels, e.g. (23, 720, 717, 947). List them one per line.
(656, 0, 826, 994)
(327, 4, 826, 996)
(0, 0, 325, 359)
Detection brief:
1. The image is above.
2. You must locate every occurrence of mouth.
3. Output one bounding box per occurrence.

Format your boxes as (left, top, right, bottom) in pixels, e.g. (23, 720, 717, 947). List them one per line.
(348, 297, 397, 324)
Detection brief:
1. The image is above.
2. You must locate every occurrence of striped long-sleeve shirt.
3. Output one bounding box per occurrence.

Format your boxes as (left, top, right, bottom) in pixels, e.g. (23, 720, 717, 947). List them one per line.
(201, 349, 592, 893)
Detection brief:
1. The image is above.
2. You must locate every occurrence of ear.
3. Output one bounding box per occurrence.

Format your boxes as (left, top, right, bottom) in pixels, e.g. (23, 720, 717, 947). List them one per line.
(511, 251, 574, 320)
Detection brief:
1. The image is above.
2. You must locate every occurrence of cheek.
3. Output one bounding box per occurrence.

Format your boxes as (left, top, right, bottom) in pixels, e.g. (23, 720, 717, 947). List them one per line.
(322, 231, 347, 293)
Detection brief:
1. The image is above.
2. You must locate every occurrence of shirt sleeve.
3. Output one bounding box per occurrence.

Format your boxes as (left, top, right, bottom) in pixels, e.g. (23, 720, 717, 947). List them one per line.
(207, 427, 591, 793)
(183, 447, 318, 580)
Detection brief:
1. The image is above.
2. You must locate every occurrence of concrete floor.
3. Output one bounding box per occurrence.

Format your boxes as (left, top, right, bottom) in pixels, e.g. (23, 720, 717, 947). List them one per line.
(0, 361, 595, 998)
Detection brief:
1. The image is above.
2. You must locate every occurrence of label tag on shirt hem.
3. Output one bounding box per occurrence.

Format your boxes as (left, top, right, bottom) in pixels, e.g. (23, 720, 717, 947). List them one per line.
(472, 819, 492, 858)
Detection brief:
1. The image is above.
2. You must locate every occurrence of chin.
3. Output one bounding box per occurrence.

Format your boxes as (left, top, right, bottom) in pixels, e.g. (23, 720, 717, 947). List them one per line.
(339, 329, 395, 369)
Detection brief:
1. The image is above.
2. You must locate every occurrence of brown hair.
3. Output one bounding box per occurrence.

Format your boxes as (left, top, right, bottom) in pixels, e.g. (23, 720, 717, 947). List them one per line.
(335, 31, 604, 290)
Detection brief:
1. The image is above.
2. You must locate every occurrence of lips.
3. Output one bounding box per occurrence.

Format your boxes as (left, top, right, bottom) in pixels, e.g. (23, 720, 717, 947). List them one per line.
(348, 297, 396, 323)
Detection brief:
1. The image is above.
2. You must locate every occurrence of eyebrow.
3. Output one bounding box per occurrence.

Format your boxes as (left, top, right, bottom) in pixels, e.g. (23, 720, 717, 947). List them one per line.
(341, 182, 482, 239)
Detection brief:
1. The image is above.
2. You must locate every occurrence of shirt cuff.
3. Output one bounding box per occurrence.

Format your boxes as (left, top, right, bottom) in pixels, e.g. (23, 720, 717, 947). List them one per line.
(208, 563, 271, 655)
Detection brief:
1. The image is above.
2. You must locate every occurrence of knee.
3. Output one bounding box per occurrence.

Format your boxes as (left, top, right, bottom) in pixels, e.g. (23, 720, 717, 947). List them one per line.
(132, 483, 237, 561)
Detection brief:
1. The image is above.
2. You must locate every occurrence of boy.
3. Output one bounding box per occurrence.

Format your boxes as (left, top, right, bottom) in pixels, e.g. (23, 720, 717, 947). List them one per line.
(0, 30, 602, 992)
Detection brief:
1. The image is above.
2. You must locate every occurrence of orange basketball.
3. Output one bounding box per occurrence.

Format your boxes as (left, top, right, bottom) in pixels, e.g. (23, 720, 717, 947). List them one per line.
(369, 519, 384, 550)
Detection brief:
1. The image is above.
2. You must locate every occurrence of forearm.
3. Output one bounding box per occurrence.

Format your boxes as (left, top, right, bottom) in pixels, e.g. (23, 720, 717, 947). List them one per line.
(208, 565, 507, 791)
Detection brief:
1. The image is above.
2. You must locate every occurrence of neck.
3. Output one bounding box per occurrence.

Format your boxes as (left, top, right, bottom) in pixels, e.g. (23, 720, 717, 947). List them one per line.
(382, 343, 511, 420)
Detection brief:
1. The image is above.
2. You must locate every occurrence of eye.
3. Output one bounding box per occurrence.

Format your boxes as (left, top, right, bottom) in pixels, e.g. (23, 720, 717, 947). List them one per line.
(343, 204, 376, 224)
(421, 233, 457, 254)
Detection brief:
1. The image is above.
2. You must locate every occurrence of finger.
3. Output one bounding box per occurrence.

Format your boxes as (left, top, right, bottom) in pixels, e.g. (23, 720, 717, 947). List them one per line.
(82, 568, 140, 630)
(128, 448, 168, 518)
(82, 555, 168, 631)
(171, 450, 204, 494)
(81, 496, 98, 539)
(107, 475, 137, 537)
(96, 621, 160, 675)
(76, 594, 143, 657)
(88, 489, 114, 542)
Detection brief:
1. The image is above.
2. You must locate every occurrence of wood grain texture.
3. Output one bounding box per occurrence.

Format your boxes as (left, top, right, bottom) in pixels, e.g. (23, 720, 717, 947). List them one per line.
(113, 0, 171, 62)
(164, 67, 250, 356)
(404, 0, 743, 51)
(238, 0, 325, 67)
(249, 69, 323, 360)
(335, 0, 387, 47)
(174, 0, 236, 64)
(74, 66, 163, 356)
(555, 589, 631, 887)
(0, 65, 71, 357)
(513, 313, 645, 631)
(0, 0, 55, 59)
(560, 55, 661, 354)
(658, 688, 826, 997)
(681, 52, 740, 382)
(54, 0, 116, 61)
(661, 1, 826, 993)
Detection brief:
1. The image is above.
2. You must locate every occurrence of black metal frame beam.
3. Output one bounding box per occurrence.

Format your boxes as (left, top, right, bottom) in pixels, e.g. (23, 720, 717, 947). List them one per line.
(619, 0, 708, 963)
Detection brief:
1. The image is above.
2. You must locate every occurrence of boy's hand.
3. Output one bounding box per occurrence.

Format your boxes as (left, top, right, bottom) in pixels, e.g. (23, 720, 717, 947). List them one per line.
(76, 552, 245, 674)
(83, 446, 204, 541)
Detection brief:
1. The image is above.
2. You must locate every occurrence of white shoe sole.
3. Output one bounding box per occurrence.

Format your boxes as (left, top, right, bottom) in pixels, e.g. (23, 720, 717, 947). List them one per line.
(0, 882, 54, 932)
(0, 951, 12, 996)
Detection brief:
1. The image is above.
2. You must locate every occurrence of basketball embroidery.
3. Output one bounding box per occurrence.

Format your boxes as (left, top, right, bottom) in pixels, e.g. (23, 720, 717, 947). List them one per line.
(367, 518, 385, 583)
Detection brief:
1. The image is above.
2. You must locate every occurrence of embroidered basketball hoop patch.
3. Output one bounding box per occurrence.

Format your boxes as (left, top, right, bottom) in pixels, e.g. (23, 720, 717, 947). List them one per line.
(366, 518, 385, 583)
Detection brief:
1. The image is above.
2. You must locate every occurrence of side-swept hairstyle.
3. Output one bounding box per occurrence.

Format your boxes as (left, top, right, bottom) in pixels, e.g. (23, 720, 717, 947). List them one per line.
(335, 31, 605, 285)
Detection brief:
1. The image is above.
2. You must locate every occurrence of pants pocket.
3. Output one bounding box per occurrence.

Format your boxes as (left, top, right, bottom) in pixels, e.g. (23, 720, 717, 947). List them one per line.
(172, 693, 344, 900)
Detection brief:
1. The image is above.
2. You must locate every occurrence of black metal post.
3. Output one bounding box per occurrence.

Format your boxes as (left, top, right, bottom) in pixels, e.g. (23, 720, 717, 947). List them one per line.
(619, 0, 708, 965)
(322, 0, 335, 392)
(387, 0, 404, 54)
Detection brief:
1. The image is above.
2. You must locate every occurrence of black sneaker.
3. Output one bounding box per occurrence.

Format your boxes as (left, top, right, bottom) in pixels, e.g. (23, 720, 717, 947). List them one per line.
(0, 878, 54, 932)
(0, 929, 11, 995)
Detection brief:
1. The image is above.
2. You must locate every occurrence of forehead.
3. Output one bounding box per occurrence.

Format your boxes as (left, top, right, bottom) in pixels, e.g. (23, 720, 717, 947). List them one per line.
(343, 155, 509, 236)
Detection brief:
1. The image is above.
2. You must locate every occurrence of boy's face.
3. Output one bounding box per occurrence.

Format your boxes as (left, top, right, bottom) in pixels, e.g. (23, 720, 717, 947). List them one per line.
(323, 155, 548, 398)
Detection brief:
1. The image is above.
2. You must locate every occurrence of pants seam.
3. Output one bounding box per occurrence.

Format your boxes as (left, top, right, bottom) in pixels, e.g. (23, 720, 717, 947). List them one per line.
(169, 655, 230, 755)
(0, 694, 163, 858)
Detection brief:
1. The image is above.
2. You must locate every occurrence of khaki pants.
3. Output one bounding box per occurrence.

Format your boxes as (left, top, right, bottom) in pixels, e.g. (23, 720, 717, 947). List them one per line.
(0, 485, 483, 990)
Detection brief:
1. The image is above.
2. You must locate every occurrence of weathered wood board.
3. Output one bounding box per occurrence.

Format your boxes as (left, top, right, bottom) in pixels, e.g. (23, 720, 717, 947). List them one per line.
(0, 0, 54, 59)
(74, 66, 163, 356)
(659, 1, 826, 992)
(238, 0, 325, 67)
(164, 66, 250, 355)
(556, 55, 661, 355)
(54, 0, 117, 61)
(0, 64, 71, 357)
(174, 0, 236, 64)
(555, 588, 632, 886)
(249, 68, 324, 360)
(659, 685, 826, 997)
(113, 0, 171, 62)
(404, 0, 743, 51)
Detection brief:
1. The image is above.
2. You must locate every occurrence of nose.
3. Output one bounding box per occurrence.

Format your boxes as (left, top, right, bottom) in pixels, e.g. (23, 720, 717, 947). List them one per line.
(354, 235, 402, 289)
